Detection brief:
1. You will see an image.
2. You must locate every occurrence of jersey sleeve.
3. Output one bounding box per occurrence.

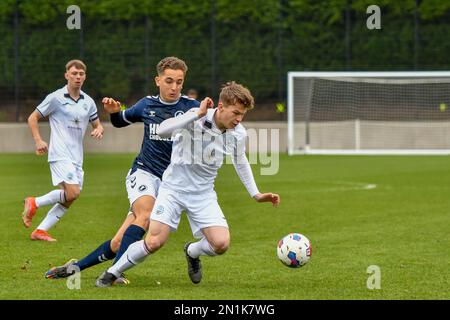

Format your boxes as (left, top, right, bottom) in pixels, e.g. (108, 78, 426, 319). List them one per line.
(231, 128, 260, 197)
(110, 99, 145, 127)
(123, 99, 146, 123)
(35, 93, 56, 118)
(157, 108, 199, 138)
(88, 99, 99, 122)
(233, 154, 260, 198)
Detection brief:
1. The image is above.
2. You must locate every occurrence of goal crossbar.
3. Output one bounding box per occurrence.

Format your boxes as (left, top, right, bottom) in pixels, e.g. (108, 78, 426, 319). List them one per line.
(287, 71, 450, 155)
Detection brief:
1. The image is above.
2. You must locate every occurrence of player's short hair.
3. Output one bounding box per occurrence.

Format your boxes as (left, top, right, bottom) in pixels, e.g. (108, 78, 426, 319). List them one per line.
(65, 59, 86, 72)
(219, 81, 254, 110)
(157, 56, 188, 75)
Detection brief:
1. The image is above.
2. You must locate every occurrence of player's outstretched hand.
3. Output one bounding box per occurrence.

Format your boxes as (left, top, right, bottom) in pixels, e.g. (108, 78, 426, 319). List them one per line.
(254, 193, 280, 207)
(35, 139, 48, 156)
(102, 97, 122, 114)
(91, 126, 104, 140)
(197, 97, 214, 118)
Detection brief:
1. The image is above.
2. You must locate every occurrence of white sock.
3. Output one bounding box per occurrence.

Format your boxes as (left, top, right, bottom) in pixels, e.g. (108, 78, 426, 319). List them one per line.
(187, 238, 218, 258)
(36, 203, 68, 231)
(107, 240, 150, 277)
(35, 190, 65, 207)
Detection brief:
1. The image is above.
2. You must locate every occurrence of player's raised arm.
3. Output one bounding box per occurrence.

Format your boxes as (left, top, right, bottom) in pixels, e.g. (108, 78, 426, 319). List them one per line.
(157, 97, 214, 138)
(27, 110, 48, 155)
(102, 97, 142, 128)
(196, 97, 214, 117)
(102, 97, 121, 114)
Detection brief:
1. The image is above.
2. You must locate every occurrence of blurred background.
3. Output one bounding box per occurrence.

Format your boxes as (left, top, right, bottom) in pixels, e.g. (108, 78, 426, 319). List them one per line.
(1, 0, 449, 122)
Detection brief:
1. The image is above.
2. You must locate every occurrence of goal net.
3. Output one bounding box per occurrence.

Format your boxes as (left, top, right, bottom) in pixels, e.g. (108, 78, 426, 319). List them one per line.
(287, 72, 450, 155)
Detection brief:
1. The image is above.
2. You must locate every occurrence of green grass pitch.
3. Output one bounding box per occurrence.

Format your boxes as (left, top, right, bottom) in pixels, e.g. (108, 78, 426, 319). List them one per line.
(1, 153, 449, 299)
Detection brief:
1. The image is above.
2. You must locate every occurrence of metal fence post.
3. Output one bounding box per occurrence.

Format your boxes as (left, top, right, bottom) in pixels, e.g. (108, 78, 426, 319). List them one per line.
(14, 0, 20, 122)
(210, 0, 217, 98)
(414, 0, 420, 70)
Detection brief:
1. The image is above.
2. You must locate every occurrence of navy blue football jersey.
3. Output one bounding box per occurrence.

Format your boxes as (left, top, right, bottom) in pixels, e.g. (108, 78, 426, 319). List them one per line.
(112, 95, 199, 179)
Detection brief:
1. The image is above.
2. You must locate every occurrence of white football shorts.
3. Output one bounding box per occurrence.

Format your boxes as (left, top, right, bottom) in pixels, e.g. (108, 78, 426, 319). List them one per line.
(50, 160, 84, 189)
(150, 185, 229, 239)
(125, 168, 161, 208)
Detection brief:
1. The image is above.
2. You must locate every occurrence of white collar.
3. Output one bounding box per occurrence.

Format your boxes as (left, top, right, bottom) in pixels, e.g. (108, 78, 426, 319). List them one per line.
(158, 95, 180, 105)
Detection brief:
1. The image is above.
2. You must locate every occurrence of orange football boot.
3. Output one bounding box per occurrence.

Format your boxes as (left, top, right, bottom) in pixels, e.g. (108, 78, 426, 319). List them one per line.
(30, 229, 57, 242)
(22, 197, 37, 228)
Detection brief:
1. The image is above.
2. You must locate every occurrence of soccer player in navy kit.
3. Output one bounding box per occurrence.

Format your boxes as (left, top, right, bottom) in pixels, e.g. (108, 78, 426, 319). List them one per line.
(45, 57, 199, 284)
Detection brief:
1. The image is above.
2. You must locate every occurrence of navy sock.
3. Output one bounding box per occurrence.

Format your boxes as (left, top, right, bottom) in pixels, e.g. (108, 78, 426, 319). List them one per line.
(75, 240, 116, 271)
(113, 224, 146, 264)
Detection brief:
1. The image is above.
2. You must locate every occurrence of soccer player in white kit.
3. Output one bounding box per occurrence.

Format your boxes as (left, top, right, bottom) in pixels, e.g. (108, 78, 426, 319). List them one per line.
(22, 59, 104, 242)
(96, 82, 280, 287)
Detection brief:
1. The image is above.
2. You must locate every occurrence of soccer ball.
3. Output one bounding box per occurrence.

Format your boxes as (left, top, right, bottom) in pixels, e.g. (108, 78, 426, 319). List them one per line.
(277, 233, 312, 268)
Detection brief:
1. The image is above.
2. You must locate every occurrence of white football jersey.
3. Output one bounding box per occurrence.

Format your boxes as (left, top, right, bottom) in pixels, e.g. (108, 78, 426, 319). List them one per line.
(161, 108, 248, 194)
(36, 85, 98, 167)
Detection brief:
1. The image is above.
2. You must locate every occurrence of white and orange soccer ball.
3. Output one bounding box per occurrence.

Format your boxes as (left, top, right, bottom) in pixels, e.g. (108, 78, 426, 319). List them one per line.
(277, 233, 312, 268)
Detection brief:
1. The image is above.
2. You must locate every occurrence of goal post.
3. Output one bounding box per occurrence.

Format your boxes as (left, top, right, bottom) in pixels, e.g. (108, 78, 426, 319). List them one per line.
(287, 71, 450, 155)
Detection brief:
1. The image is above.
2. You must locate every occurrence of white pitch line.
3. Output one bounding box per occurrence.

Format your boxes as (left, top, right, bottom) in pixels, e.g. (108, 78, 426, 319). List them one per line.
(303, 181, 378, 193)
(362, 184, 377, 190)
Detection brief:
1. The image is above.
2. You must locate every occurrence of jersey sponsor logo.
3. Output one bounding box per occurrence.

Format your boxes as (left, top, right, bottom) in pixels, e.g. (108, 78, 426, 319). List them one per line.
(149, 123, 159, 135)
(174, 110, 185, 117)
(148, 123, 171, 141)
(149, 111, 156, 117)
(149, 134, 171, 141)
(68, 117, 82, 131)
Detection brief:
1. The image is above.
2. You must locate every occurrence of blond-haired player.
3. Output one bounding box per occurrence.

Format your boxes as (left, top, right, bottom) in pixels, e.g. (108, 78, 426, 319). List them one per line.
(22, 59, 104, 241)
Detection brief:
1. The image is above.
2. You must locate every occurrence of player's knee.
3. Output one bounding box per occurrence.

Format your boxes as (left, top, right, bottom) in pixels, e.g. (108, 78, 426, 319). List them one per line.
(110, 237, 121, 252)
(65, 189, 81, 202)
(146, 236, 165, 253)
(211, 239, 230, 255)
(133, 206, 152, 221)
(134, 212, 151, 229)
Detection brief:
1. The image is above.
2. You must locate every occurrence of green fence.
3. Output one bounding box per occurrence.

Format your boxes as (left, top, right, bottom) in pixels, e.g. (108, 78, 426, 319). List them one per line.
(1, 0, 449, 121)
